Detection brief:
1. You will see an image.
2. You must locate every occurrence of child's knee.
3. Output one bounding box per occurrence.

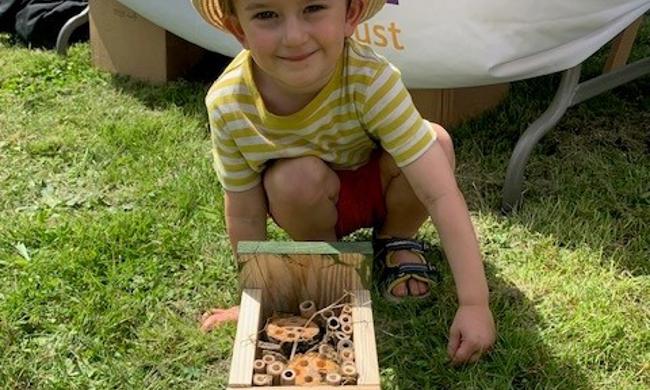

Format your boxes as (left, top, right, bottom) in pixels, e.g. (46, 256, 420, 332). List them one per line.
(263, 156, 338, 205)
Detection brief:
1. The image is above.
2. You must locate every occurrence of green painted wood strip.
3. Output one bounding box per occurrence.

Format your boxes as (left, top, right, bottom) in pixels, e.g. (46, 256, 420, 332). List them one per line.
(237, 241, 373, 255)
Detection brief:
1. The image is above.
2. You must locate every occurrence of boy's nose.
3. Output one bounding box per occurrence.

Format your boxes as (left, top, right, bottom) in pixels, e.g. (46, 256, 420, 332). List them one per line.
(282, 17, 309, 46)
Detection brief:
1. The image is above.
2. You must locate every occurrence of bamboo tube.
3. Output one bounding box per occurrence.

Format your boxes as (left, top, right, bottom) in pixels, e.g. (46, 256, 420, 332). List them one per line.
(280, 369, 296, 385)
(262, 350, 287, 364)
(253, 373, 272, 386)
(266, 361, 285, 385)
(341, 304, 352, 315)
(262, 354, 276, 366)
(341, 324, 353, 335)
(326, 372, 342, 385)
(337, 339, 354, 351)
(339, 313, 352, 326)
(341, 362, 358, 379)
(253, 359, 266, 374)
(328, 351, 339, 361)
(327, 316, 341, 332)
(321, 309, 335, 321)
(318, 343, 337, 362)
(299, 300, 316, 319)
(339, 347, 355, 362)
(335, 330, 351, 341)
(318, 343, 335, 356)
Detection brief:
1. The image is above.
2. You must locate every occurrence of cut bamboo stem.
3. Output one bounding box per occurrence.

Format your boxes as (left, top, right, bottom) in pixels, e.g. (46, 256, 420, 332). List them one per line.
(261, 350, 287, 364)
(266, 361, 285, 385)
(261, 354, 275, 366)
(318, 344, 335, 356)
(326, 371, 342, 385)
(280, 368, 296, 385)
(341, 362, 358, 381)
(327, 316, 341, 332)
(335, 330, 351, 341)
(253, 359, 266, 374)
(341, 324, 353, 335)
(321, 309, 335, 322)
(252, 373, 272, 386)
(299, 300, 316, 319)
(337, 339, 353, 351)
(339, 347, 355, 362)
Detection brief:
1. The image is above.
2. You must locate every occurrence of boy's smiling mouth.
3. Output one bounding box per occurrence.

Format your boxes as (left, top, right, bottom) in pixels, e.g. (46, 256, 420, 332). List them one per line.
(278, 50, 318, 62)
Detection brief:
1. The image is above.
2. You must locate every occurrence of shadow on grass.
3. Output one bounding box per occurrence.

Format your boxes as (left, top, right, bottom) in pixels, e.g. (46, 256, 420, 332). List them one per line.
(105, 51, 233, 123)
(371, 261, 587, 389)
(451, 65, 649, 277)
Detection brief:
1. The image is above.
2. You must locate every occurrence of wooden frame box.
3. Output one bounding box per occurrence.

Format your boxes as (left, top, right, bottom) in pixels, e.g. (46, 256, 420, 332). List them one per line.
(228, 241, 380, 389)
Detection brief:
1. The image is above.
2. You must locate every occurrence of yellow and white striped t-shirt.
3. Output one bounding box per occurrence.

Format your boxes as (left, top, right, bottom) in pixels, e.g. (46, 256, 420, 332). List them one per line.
(206, 39, 436, 192)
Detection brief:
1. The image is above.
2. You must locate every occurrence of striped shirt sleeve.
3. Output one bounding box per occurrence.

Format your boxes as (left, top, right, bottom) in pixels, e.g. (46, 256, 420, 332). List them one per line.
(208, 108, 261, 192)
(362, 63, 436, 167)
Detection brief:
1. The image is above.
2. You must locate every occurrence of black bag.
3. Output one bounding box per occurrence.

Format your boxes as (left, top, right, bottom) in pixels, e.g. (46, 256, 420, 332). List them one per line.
(0, 0, 30, 33)
(0, 0, 87, 48)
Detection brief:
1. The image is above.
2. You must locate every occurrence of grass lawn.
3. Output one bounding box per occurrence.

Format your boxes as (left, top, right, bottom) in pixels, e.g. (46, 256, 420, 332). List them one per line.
(0, 21, 648, 389)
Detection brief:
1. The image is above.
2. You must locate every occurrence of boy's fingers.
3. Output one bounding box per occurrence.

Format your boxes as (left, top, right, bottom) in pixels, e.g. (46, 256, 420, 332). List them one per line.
(199, 306, 240, 332)
(451, 340, 478, 365)
(468, 351, 482, 363)
(447, 326, 461, 358)
(201, 308, 221, 321)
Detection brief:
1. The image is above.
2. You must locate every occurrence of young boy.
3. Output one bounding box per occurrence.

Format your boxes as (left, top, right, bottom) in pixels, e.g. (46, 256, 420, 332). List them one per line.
(193, 0, 495, 364)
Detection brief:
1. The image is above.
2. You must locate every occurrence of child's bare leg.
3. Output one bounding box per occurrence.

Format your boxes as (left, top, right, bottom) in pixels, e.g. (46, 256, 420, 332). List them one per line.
(200, 157, 339, 332)
(377, 124, 455, 297)
(264, 156, 340, 241)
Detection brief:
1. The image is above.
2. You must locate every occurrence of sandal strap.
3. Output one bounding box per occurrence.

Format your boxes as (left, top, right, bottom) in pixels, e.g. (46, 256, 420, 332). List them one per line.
(381, 263, 438, 294)
(382, 263, 437, 281)
(374, 237, 431, 261)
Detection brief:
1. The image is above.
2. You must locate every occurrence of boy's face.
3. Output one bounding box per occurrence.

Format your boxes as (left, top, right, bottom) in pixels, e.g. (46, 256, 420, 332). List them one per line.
(226, 0, 362, 94)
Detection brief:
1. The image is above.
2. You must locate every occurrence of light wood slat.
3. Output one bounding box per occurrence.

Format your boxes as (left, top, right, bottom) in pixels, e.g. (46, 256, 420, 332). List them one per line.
(351, 289, 380, 386)
(237, 240, 372, 255)
(227, 289, 262, 388)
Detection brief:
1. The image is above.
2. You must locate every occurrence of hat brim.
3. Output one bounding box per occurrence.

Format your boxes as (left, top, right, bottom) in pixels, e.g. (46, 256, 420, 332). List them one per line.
(191, 0, 386, 31)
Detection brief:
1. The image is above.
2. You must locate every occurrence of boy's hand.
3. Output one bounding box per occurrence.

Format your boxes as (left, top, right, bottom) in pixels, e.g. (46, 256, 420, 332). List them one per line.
(447, 304, 495, 365)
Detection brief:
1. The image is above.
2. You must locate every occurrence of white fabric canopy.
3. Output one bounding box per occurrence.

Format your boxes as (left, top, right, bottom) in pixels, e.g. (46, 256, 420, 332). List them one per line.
(117, 0, 650, 88)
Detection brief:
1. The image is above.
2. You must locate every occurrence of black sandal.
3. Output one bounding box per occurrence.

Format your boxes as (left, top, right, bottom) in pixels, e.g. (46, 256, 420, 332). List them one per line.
(373, 237, 442, 303)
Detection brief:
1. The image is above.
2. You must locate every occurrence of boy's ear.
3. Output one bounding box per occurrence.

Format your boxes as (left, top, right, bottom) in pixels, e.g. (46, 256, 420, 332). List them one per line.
(344, 0, 364, 37)
(223, 16, 249, 49)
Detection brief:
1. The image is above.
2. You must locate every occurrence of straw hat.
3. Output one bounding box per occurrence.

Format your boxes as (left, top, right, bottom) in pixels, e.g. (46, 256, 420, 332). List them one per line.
(191, 0, 386, 31)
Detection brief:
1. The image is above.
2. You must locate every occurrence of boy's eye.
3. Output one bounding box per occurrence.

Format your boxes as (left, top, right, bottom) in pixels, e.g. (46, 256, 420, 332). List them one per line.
(304, 4, 326, 13)
(253, 11, 277, 20)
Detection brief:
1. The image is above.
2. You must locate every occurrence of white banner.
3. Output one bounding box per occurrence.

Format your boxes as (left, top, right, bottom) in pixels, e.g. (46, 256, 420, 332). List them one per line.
(118, 0, 650, 87)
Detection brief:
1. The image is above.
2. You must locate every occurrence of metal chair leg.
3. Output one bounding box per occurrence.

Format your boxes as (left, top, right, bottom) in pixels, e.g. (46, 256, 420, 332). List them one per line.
(56, 5, 89, 56)
(501, 65, 582, 213)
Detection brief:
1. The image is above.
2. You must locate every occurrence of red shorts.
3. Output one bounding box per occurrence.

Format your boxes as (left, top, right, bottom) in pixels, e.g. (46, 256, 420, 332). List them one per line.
(334, 150, 386, 239)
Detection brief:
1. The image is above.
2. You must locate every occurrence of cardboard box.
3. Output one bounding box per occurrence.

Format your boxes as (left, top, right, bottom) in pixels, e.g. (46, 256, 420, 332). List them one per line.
(230, 241, 379, 389)
(410, 83, 510, 127)
(89, 0, 205, 84)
